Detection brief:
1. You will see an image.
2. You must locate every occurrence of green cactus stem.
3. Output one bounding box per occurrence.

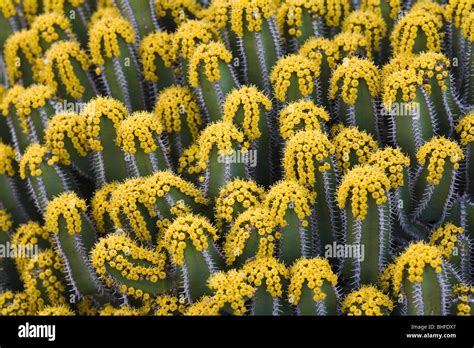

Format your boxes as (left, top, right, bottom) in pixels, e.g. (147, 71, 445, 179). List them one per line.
(44, 192, 105, 298)
(224, 206, 280, 267)
(389, 242, 449, 315)
(214, 178, 265, 230)
(190, 121, 248, 201)
(38, 40, 98, 102)
(332, 125, 378, 174)
(188, 42, 239, 123)
(163, 214, 223, 302)
(264, 180, 316, 265)
(139, 31, 177, 104)
(90, 182, 118, 234)
(222, 86, 274, 186)
(0, 86, 30, 154)
(461, 14, 474, 108)
(284, 130, 340, 255)
(88, 16, 146, 111)
(229, 0, 282, 93)
(412, 137, 464, 226)
(91, 232, 172, 301)
(113, 0, 159, 40)
(242, 256, 290, 315)
(0, 143, 36, 225)
(329, 57, 381, 139)
(337, 165, 392, 287)
(288, 257, 340, 315)
(19, 144, 79, 213)
(154, 86, 202, 165)
(4, 29, 41, 86)
(82, 96, 130, 185)
(270, 54, 321, 104)
(116, 111, 172, 177)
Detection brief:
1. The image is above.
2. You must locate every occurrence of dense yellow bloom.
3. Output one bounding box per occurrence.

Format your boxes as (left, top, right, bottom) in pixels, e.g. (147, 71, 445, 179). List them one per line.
(116, 112, 164, 154)
(215, 179, 265, 226)
(337, 165, 390, 221)
(452, 284, 474, 316)
(19, 144, 53, 179)
(207, 269, 256, 315)
(163, 214, 219, 265)
(284, 130, 335, 187)
(89, 16, 135, 67)
(288, 257, 338, 305)
(91, 182, 118, 233)
(329, 57, 380, 104)
(342, 10, 387, 53)
(154, 0, 202, 27)
(224, 206, 279, 265)
(360, 0, 401, 20)
(333, 31, 371, 60)
(154, 295, 187, 316)
(279, 100, 329, 139)
(382, 68, 423, 110)
(31, 12, 74, 44)
(44, 112, 89, 165)
(368, 147, 410, 189)
(0, 291, 31, 316)
(391, 10, 443, 54)
(44, 192, 87, 234)
(0, 85, 24, 117)
(37, 305, 75, 316)
(445, 0, 472, 28)
(38, 41, 91, 99)
(264, 180, 315, 228)
(462, 11, 474, 41)
(154, 86, 201, 140)
(0, 209, 12, 233)
(391, 242, 443, 295)
(455, 114, 474, 146)
(342, 286, 393, 316)
(416, 137, 463, 185)
(193, 121, 246, 172)
(172, 20, 220, 60)
(230, 0, 275, 37)
(15, 84, 55, 134)
(91, 232, 167, 298)
(333, 126, 378, 173)
(243, 257, 289, 297)
(188, 41, 232, 87)
(270, 54, 320, 102)
(0, 142, 17, 177)
(140, 31, 175, 81)
(429, 223, 463, 259)
(83, 97, 129, 151)
(222, 86, 272, 141)
(0, 0, 16, 18)
(299, 37, 338, 68)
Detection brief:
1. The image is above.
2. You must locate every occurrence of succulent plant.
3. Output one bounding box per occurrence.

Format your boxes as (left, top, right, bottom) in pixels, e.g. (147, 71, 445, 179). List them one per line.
(0, 0, 473, 317)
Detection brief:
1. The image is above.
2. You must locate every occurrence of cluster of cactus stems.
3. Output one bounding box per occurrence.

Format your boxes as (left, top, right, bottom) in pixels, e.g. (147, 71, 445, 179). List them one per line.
(0, 0, 473, 317)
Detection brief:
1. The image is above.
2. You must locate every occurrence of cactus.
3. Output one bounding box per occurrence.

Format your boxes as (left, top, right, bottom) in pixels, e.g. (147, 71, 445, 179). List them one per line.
(385, 242, 449, 315)
(337, 165, 392, 286)
(162, 214, 223, 302)
(341, 285, 393, 316)
(0, 0, 473, 317)
(44, 192, 105, 298)
(288, 257, 340, 315)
